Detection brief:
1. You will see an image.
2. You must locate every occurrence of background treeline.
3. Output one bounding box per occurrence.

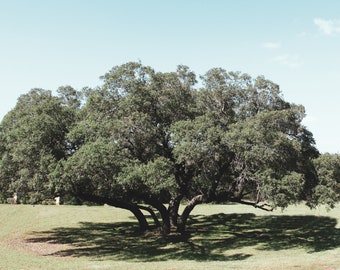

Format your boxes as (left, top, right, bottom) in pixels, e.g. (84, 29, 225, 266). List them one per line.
(0, 62, 339, 233)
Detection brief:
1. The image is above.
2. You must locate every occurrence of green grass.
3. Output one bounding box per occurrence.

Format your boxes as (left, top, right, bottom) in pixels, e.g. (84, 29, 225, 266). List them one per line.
(0, 203, 339, 270)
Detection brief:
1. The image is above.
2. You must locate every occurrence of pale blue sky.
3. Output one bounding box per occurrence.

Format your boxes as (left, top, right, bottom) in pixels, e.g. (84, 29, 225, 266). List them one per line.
(0, 0, 339, 153)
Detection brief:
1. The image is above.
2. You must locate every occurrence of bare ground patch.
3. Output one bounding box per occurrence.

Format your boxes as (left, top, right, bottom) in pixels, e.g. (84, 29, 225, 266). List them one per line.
(2, 233, 73, 257)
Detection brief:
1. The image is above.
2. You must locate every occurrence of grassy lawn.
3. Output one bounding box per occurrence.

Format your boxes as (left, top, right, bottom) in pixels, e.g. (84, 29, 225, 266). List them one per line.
(0, 203, 339, 270)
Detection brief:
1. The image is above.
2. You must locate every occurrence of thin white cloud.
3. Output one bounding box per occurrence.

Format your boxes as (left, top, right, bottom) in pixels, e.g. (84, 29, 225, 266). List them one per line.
(314, 18, 340, 35)
(262, 42, 281, 49)
(271, 54, 302, 68)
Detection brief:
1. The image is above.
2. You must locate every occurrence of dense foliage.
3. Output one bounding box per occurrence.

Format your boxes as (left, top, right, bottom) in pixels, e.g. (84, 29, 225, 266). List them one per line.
(0, 62, 338, 233)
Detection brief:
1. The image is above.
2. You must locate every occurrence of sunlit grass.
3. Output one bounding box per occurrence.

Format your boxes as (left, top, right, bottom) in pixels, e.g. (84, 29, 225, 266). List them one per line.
(0, 203, 339, 270)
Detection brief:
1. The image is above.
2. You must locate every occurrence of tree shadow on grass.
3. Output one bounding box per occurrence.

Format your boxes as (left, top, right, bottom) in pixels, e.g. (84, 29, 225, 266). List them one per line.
(26, 213, 340, 262)
(188, 213, 340, 253)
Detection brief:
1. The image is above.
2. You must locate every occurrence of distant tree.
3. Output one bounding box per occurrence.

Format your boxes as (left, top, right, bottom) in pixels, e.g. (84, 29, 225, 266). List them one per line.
(313, 153, 340, 206)
(0, 88, 80, 203)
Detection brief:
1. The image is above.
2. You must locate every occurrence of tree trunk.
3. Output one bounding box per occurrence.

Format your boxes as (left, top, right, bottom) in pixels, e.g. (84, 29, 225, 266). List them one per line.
(168, 195, 183, 227)
(77, 193, 149, 232)
(177, 194, 207, 234)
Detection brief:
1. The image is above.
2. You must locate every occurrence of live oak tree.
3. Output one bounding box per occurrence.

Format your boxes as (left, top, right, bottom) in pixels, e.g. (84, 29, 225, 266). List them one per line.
(0, 62, 337, 234)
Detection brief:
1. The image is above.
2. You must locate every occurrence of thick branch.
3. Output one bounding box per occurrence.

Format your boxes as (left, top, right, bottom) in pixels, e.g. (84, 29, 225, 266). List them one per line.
(77, 193, 149, 232)
(177, 194, 207, 234)
(133, 192, 171, 235)
(137, 204, 161, 227)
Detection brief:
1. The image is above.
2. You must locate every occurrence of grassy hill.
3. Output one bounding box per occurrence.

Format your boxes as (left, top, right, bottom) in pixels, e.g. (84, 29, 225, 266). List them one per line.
(0, 203, 339, 270)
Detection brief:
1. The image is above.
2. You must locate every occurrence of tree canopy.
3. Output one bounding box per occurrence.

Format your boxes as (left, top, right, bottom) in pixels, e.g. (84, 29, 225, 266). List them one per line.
(0, 62, 338, 234)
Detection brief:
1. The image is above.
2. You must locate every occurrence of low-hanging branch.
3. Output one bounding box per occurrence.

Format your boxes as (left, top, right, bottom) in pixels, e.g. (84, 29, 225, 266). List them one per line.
(229, 197, 273, 211)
